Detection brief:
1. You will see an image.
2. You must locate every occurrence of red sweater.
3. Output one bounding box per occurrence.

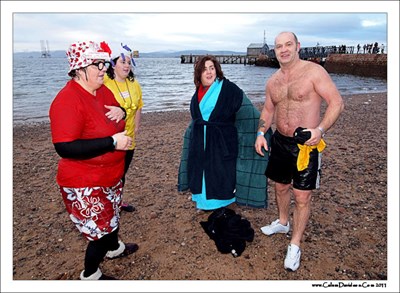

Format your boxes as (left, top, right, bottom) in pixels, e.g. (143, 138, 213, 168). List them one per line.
(197, 85, 209, 103)
(50, 80, 125, 187)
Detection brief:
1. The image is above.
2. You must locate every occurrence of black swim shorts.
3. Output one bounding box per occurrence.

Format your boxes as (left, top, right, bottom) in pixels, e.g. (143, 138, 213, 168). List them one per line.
(265, 130, 322, 190)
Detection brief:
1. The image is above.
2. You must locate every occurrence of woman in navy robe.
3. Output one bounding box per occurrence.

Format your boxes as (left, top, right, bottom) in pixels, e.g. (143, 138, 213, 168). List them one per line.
(187, 55, 244, 210)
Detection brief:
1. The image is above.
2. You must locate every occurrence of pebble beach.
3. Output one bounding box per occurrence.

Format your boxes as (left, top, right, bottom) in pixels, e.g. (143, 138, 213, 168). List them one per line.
(10, 92, 393, 289)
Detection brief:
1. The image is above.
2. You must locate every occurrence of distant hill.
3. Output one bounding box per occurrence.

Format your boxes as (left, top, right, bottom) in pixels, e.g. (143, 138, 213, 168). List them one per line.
(14, 49, 246, 59)
(13, 50, 66, 58)
(140, 50, 246, 58)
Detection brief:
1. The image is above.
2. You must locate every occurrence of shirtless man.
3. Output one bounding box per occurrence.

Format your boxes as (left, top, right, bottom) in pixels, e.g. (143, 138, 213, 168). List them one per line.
(255, 32, 344, 271)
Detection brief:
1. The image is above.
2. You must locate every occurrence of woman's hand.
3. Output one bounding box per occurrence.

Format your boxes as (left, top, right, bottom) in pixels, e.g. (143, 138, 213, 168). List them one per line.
(112, 130, 132, 150)
(104, 105, 125, 123)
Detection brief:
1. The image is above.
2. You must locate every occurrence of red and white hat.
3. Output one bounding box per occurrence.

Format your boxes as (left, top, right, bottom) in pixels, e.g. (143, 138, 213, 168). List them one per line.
(66, 41, 112, 73)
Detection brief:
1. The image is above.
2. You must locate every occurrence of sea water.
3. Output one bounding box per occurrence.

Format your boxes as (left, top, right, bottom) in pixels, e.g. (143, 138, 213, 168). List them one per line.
(13, 56, 387, 124)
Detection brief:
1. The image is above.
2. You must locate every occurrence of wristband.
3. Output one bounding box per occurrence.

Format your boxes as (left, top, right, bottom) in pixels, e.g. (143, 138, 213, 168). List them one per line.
(257, 131, 265, 137)
(317, 126, 325, 136)
(112, 136, 117, 147)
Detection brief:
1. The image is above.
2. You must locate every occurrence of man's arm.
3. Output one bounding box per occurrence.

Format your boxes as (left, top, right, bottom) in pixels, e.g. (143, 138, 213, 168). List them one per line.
(255, 83, 275, 156)
(302, 65, 344, 148)
(314, 66, 344, 134)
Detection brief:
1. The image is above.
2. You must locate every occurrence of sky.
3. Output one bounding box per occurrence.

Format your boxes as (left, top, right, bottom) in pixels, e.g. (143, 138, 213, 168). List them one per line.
(1, 1, 400, 293)
(6, 3, 391, 54)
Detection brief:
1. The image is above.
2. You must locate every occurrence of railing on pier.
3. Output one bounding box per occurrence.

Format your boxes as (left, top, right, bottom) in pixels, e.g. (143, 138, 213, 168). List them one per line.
(267, 46, 355, 59)
(180, 54, 257, 65)
(181, 45, 357, 66)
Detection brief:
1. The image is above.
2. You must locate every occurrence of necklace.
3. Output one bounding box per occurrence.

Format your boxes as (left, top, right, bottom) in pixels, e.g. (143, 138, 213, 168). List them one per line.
(114, 79, 134, 115)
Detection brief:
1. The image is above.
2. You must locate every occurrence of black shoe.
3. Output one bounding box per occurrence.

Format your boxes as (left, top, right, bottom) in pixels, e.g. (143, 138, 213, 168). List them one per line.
(99, 274, 118, 280)
(121, 203, 135, 212)
(80, 269, 118, 280)
(107, 243, 139, 260)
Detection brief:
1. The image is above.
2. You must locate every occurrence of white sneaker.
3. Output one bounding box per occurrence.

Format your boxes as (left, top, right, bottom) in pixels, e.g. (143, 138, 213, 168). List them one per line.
(284, 244, 301, 271)
(260, 219, 290, 235)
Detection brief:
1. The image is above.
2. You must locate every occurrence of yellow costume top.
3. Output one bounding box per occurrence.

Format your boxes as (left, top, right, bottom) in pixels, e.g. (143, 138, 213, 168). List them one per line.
(104, 75, 143, 150)
(297, 139, 326, 171)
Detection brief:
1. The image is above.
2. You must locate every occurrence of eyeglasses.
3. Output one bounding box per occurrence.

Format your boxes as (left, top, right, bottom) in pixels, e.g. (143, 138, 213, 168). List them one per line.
(89, 61, 111, 71)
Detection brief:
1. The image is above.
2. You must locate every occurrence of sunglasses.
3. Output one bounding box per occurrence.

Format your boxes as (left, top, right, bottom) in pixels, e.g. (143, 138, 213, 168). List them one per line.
(89, 61, 111, 71)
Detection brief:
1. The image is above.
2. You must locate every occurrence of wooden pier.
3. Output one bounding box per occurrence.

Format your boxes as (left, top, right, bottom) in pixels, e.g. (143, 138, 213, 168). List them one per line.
(180, 54, 257, 65)
(181, 45, 362, 67)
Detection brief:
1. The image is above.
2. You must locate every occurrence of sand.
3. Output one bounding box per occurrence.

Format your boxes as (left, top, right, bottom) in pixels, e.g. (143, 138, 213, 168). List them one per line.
(11, 93, 389, 286)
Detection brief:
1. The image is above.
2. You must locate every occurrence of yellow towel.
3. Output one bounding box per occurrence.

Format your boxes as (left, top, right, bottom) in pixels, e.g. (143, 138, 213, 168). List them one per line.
(297, 139, 326, 171)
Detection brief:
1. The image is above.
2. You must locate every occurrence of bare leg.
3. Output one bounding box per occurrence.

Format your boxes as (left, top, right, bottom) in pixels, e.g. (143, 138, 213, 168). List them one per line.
(274, 182, 291, 226)
(291, 188, 312, 246)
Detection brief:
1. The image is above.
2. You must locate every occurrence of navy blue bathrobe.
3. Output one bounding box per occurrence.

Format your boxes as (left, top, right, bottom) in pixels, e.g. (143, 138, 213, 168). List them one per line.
(187, 78, 243, 200)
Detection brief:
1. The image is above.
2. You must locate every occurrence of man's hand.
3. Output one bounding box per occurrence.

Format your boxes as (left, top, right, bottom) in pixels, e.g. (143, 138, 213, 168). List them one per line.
(255, 135, 269, 156)
(304, 128, 323, 146)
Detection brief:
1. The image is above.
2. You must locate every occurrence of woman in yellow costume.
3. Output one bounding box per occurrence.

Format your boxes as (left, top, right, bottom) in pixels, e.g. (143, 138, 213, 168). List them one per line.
(104, 43, 144, 213)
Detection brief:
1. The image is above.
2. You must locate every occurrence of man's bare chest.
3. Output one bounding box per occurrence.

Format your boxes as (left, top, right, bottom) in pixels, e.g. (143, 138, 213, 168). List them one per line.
(271, 78, 312, 105)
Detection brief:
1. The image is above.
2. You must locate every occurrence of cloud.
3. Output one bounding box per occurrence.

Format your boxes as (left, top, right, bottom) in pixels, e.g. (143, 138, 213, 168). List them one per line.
(11, 12, 388, 53)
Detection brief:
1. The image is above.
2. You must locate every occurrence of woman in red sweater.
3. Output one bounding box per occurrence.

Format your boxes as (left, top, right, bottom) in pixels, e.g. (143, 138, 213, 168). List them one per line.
(49, 41, 139, 280)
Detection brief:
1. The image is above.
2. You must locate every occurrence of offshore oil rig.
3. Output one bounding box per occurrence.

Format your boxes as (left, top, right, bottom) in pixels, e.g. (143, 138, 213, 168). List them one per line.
(40, 40, 51, 58)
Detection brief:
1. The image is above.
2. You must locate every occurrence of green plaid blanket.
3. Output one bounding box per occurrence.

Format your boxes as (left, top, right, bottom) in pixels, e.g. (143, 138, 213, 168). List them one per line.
(177, 94, 272, 208)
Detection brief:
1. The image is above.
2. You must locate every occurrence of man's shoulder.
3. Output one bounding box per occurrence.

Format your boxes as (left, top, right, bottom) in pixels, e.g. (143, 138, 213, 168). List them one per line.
(302, 59, 324, 70)
(299, 60, 327, 77)
(268, 70, 281, 83)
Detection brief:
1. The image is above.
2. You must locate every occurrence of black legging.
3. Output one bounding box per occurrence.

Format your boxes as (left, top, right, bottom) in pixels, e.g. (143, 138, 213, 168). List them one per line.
(122, 149, 135, 186)
(83, 227, 120, 277)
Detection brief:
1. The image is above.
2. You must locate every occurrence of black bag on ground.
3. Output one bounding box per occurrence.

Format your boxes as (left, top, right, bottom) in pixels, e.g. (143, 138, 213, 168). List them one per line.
(200, 207, 254, 257)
